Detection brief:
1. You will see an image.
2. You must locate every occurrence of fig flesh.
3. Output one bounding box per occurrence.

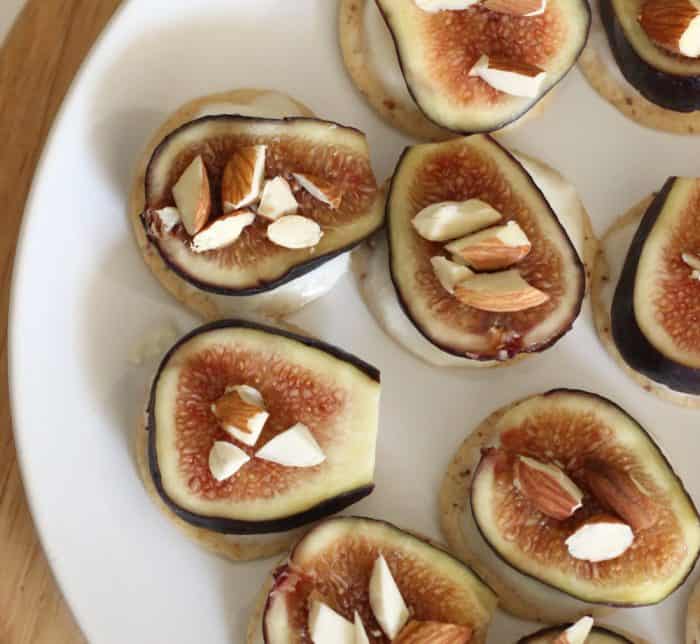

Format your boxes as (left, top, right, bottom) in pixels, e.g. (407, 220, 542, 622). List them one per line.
(146, 320, 381, 534)
(612, 177, 700, 394)
(143, 116, 384, 295)
(601, 0, 700, 112)
(375, 0, 590, 132)
(262, 517, 497, 644)
(470, 389, 700, 606)
(387, 135, 584, 361)
(517, 623, 633, 643)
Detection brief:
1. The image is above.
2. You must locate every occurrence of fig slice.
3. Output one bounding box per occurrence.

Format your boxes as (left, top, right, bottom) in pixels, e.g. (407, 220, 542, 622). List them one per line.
(470, 390, 700, 606)
(387, 135, 584, 361)
(146, 320, 380, 534)
(262, 517, 497, 644)
(600, 0, 700, 112)
(143, 116, 384, 295)
(375, 0, 590, 133)
(518, 622, 635, 643)
(612, 177, 700, 394)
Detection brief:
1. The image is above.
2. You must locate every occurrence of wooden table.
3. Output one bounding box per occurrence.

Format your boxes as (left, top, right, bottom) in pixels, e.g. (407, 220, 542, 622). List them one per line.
(0, 2, 121, 642)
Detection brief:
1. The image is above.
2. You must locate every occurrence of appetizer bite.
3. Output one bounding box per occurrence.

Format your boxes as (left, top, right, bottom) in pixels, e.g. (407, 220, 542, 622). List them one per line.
(592, 178, 700, 406)
(440, 389, 700, 622)
(247, 516, 497, 643)
(518, 617, 641, 643)
(580, 0, 700, 133)
(129, 89, 384, 319)
(359, 134, 595, 367)
(135, 320, 381, 561)
(339, 0, 590, 139)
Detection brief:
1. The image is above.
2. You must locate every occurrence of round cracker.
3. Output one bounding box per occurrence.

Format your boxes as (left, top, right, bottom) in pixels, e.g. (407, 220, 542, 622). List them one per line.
(439, 397, 614, 622)
(134, 409, 299, 562)
(579, 43, 700, 135)
(687, 576, 700, 644)
(338, 0, 551, 141)
(128, 89, 315, 321)
(590, 196, 700, 408)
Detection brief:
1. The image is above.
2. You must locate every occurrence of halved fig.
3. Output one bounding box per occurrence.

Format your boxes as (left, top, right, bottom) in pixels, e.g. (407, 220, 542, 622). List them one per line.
(387, 135, 584, 361)
(142, 116, 384, 295)
(375, 0, 590, 132)
(517, 623, 634, 643)
(146, 320, 381, 534)
(612, 177, 700, 394)
(262, 517, 497, 643)
(601, 0, 700, 112)
(470, 390, 700, 605)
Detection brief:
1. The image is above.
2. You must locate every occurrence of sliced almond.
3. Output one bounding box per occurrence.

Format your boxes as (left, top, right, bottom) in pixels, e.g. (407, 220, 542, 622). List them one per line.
(553, 616, 595, 644)
(369, 555, 410, 639)
(255, 423, 326, 467)
(483, 0, 547, 16)
(308, 601, 354, 644)
(454, 270, 549, 312)
(258, 176, 299, 221)
(172, 155, 211, 236)
(395, 620, 473, 643)
(682, 251, 700, 270)
(513, 455, 583, 520)
(582, 460, 660, 532)
(445, 221, 531, 271)
(292, 173, 343, 209)
(208, 441, 250, 482)
(191, 210, 255, 253)
(354, 612, 370, 644)
(149, 207, 181, 236)
(469, 54, 547, 98)
(639, 0, 700, 58)
(221, 145, 266, 212)
(431, 256, 475, 295)
(414, 0, 480, 11)
(212, 385, 269, 447)
(412, 199, 502, 242)
(565, 514, 634, 562)
(267, 215, 323, 249)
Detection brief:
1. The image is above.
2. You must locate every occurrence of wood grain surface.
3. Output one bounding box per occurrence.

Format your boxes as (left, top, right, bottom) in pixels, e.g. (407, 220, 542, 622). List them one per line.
(0, 2, 121, 642)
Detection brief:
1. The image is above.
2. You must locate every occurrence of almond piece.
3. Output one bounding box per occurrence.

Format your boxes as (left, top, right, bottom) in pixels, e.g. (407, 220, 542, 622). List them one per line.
(482, 0, 547, 15)
(191, 210, 255, 253)
(565, 514, 634, 562)
(682, 251, 700, 270)
(395, 620, 473, 644)
(582, 460, 659, 532)
(354, 612, 370, 644)
(431, 256, 474, 294)
(639, 0, 700, 58)
(369, 555, 410, 639)
(454, 270, 549, 312)
(258, 176, 298, 221)
(172, 155, 211, 236)
(211, 385, 269, 447)
(469, 54, 547, 98)
(445, 221, 531, 270)
(221, 145, 266, 212)
(553, 616, 594, 644)
(267, 215, 323, 249)
(255, 423, 326, 468)
(292, 173, 343, 209)
(308, 600, 354, 643)
(412, 199, 502, 242)
(208, 441, 250, 482)
(149, 207, 181, 236)
(513, 455, 583, 520)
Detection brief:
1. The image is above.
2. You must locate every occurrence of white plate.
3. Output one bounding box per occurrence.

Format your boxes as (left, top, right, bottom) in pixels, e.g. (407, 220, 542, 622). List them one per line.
(10, 0, 700, 642)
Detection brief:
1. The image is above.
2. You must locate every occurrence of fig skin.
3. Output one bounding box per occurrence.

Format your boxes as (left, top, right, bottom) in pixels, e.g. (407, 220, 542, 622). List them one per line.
(517, 623, 633, 643)
(611, 178, 700, 395)
(469, 389, 700, 608)
(146, 319, 379, 535)
(387, 136, 585, 362)
(600, 0, 700, 113)
(143, 114, 385, 296)
(375, 0, 591, 134)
